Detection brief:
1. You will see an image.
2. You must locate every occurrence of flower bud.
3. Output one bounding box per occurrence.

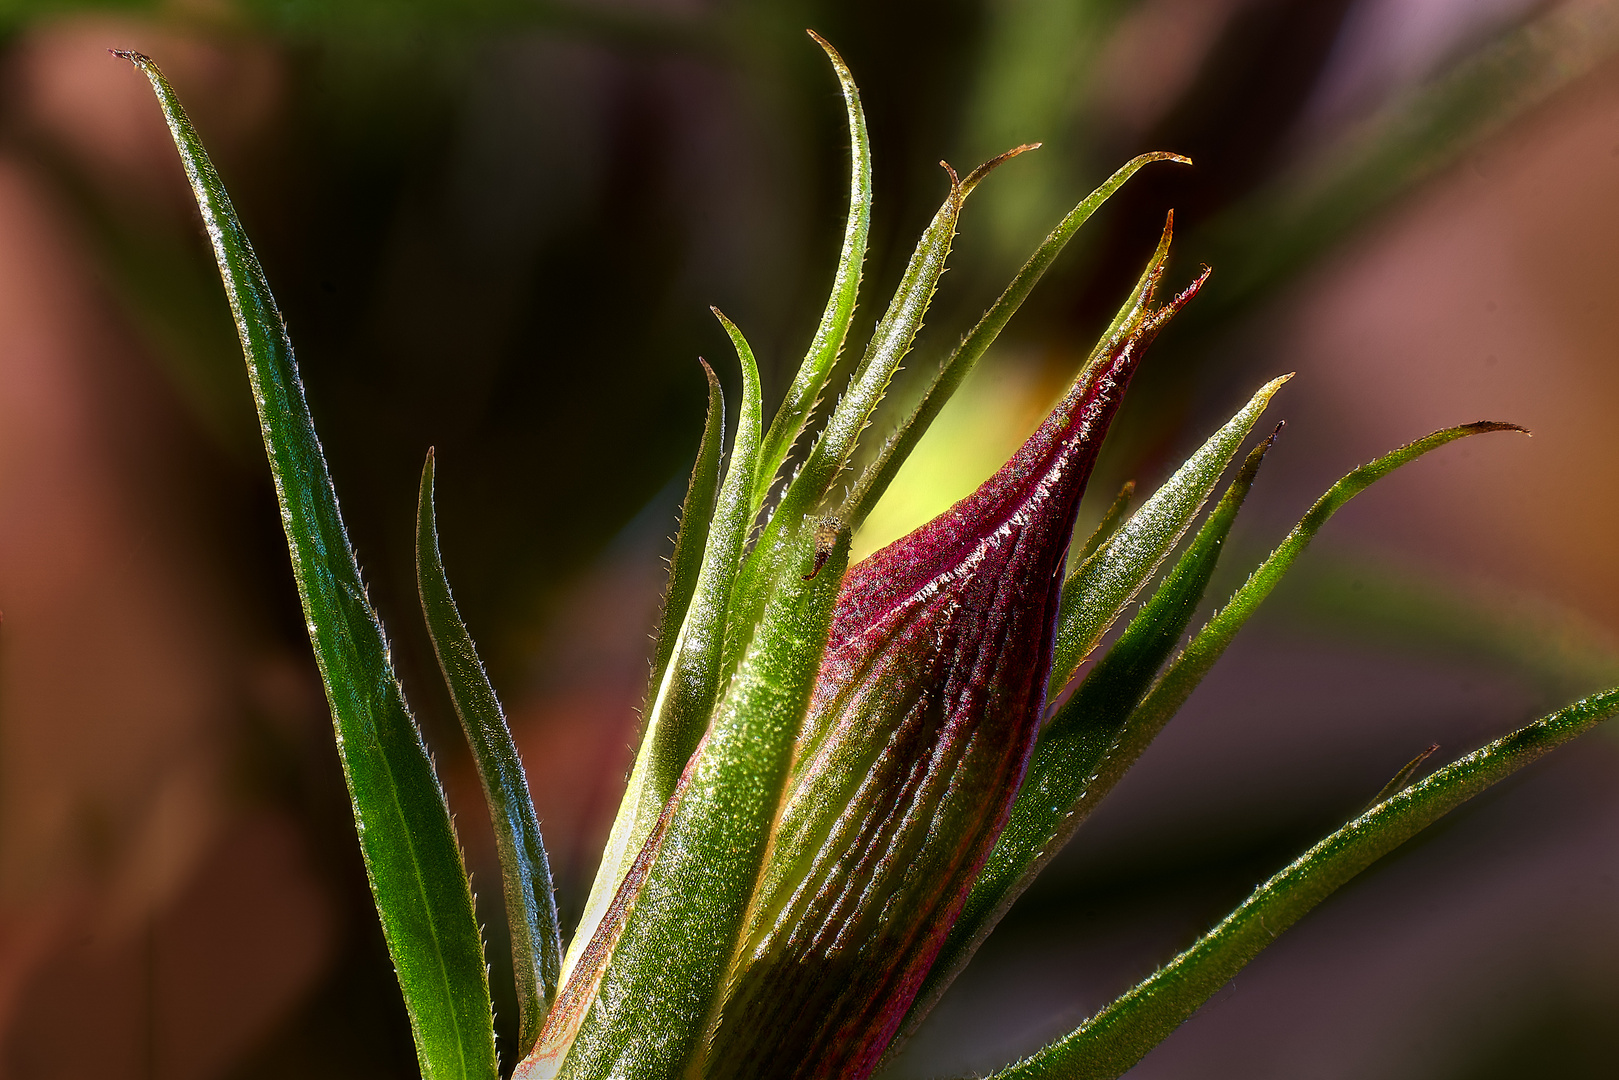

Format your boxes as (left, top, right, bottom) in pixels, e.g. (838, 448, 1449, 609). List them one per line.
(701, 262, 1208, 1080)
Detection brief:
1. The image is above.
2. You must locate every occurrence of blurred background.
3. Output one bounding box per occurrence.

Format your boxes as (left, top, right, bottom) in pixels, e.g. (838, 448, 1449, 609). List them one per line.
(2, 0, 1618, 1077)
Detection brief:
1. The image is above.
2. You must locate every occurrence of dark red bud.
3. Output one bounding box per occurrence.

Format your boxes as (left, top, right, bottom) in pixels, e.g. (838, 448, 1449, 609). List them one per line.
(704, 259, 1208, 1080)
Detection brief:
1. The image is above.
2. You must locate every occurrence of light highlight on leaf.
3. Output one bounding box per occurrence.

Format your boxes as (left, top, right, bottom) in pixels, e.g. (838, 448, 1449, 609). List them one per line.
(122, 51, 496, 1080)
(985, 688, 1619, 1080)
(418, 452, 563, 1059)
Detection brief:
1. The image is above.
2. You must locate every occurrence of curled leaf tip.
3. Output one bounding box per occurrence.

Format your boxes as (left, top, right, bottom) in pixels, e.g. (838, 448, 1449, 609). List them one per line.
(962, 143, 1042, 194)
(110, 48, 149, 63)
(1470, 420, 1530, 436)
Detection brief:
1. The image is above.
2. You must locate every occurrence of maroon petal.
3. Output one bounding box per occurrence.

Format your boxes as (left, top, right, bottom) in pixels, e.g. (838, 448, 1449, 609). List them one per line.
(703, 240, 1208, 1080)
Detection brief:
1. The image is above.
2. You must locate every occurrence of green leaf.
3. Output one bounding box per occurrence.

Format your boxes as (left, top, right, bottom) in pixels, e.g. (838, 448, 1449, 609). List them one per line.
(121, 52, 496, 1080)
(417, 451, 563, 1060)
(843, 152, 1190, 530)
(1117, 423, 1528, 741)
(1190, 0, 1619, 329)
(1073, 480, 1135, 567)
(1048, 374, 1292, 692)
(1362, 742, 1439, 813)
(648, 361, 727, 696)
(751, 31, 872, 516)
(904, 426, 1279, 1043)
(728, 142, 1036, 681)
(1269, 555, 1619, 700)
(564, 309, 762, 986)
(722, 161, 968, 678)
(982, 686, 1619, 1080)
(526, 524, 851, 1080)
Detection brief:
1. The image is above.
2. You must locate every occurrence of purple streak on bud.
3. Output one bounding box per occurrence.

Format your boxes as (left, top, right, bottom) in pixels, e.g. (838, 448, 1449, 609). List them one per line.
(706, 250, 1209, 1080)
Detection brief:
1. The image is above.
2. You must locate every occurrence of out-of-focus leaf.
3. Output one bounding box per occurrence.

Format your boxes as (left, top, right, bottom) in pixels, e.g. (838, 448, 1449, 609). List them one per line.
(844, 152, 1190, 529)
(904, 425, 1278, 1043)
(1047, 374, 1291, 692)
(958, 0, 1147, 263)
(123, 52, 496, 1080)
(565, 310, 761, 985)
(703, 268, 1207, 1080)
(417, 452, 562, 1059)
(1274, 555, 1619, 700)
(752, 31, 872, 516)
(983, 687, 1619, 1080)
(1191, 0, 1619, 327)
(523, 524, 851, 1080)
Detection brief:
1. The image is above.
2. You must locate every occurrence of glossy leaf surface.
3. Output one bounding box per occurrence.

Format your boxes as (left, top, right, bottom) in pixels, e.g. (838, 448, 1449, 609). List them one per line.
(844, 152, 1190, 529)
(124, 52, 496, 1080)
(752, 31, 872, 516)
(525, 524, 850, 1080)
(987, 687, 1619, 1080)
(726, 146, 989, 680)
(418, 452, 563, 1059)
(1048, 374, 1291, 692)
(567, 312, 762, 983)
(649, 361, 726, 696)
(702, 268, 1207, 1080)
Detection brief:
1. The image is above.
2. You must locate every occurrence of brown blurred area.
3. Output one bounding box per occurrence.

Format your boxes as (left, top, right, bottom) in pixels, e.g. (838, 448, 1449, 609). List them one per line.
(0, 2, 1616, 1078)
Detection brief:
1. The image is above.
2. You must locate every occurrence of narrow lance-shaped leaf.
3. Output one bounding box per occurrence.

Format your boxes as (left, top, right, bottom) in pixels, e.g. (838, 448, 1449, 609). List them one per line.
(1102, 421, 1529, 768)
(565, 312, 762, 985)
(751, 31, 872, 516)
(120, 52, 496, 1080)
(699, 268, 1209, 1080)
(985, 687, 1619, 1080)
(729, 147, 1026, 678)
(520, 523, 852, 1080)
(1047, 368, 1294, 693)
(418, 453, 563, 1059)
(904, 423, 1281, 1043)
(1073, 480, 1135, 567)
(843, 152, 1190, 529)
(1365, 742, 1439, 812)
(650, 361, 726, 691)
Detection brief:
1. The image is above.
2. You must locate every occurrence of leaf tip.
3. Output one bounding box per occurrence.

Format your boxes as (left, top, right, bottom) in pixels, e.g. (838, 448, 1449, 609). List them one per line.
(961, 143, 1042, 195)
(1470, 420, 1531, 437)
